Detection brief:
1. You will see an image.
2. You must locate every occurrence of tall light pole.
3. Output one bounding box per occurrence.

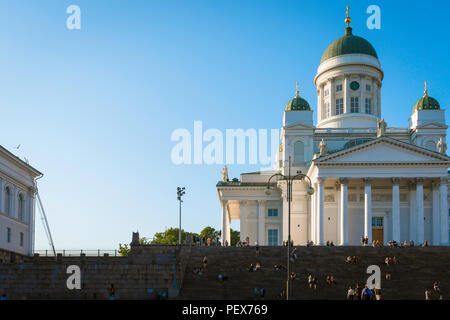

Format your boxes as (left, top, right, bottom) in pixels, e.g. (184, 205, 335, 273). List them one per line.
(177, 187, 185, 245)
(265, 156, 314, 300)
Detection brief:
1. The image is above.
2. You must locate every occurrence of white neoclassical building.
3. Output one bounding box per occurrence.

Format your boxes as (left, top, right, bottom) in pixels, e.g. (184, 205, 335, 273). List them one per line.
(0, 146, 41, 255)
(217, 13, 450, 247)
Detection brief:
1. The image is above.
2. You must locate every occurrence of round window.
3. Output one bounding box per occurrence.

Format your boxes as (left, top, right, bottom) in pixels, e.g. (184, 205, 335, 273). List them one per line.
(350, 81, 360, 90)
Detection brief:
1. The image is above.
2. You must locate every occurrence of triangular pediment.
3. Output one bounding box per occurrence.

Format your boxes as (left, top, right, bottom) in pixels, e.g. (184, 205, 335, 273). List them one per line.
(416, 122, 448, 129)
(315, 137, 450, 164)
(284, 122, 315, 130)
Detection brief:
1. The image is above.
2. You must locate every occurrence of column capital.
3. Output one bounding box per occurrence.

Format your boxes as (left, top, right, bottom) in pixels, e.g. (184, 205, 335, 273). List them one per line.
(28, 186, 37, 198)
(416, 178, 424, 184)
(440, 176, 448, 184)
(392, 177, 400, 185)
(257, 200, 267, 205)
(221, 200, 228, 207)
(432, 180, 440, 188)
(239, 200, 247, 206)
(339, 177, 349, 185)
(363, 178, 373, 185)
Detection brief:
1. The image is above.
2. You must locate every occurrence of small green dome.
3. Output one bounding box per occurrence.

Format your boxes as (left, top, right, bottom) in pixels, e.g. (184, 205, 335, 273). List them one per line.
(413, 95, 440, 112)
(285, 96, 310, 111)
(320, 27, 378, 64)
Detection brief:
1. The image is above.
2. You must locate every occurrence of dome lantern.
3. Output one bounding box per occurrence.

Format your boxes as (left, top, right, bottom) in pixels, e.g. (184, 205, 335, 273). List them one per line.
(285, 82, 311, 111)
(412, 81, 440, 112)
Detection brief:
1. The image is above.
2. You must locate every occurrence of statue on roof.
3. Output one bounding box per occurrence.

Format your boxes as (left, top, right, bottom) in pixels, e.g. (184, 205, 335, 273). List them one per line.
(221, 165, 229, 182)
(437, 137, 447, 154)
(377, 118, 387, 137)
(319, 139, 327, 156)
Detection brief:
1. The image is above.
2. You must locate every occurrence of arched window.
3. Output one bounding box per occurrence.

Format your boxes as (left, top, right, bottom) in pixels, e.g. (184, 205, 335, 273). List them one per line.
(5, 187, 11, 215)
(294, 141, 304, 163)
(425, 140, 436, 152)
(18, 194, 25, 221)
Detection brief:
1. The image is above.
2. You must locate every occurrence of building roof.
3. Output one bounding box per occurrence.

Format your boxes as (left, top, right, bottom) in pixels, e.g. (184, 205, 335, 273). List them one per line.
(413, 95, 440, 112)
(0, 145, 42, 177)
(320, 27, 378, 64)
(285, 96, 311, 111)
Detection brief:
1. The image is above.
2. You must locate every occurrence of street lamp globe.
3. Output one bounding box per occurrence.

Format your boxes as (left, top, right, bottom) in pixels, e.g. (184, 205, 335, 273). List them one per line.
(307, 187, 315, 195)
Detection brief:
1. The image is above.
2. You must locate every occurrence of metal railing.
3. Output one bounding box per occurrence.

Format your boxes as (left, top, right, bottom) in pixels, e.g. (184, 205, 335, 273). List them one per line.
(34, 249, 119, 257)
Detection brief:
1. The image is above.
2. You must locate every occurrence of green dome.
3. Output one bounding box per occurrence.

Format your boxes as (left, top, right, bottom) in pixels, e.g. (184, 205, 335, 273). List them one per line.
(413, 95, 440, 112)
(320, 27, 378, 64)
(285, 96, 311, 111)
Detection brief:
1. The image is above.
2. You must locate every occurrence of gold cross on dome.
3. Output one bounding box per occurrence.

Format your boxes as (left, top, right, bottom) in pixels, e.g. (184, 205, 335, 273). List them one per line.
(345, 5, 351, 27)
(296, 81, 299, 97)
(424, 81, 428, 96)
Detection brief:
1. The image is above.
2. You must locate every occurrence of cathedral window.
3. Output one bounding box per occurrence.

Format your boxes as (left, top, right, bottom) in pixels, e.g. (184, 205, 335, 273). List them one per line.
(336, 84, 343, 92)
(7, 227, 11, 243)
(350, 97, 359, 113)
(18, 194, 25, 221)
(335, 98, 343, 115)
(5, 187, 11, 216)
(366, 84, 371, 91)
(425, 140, 436, 151)
(268, 229, 278, 246)
(20, 232, 24, 247)
(293, 141, 304, 162)
(365, 98, 372, 114)
(325, 102, 330, 118)
(268, 209, 278, 217)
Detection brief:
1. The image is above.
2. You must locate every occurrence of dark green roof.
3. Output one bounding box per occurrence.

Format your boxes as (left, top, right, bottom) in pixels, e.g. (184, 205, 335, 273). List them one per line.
(413, 95, 440, 112)
(320, 27, 378, 64)
(285, 96, 311, 111)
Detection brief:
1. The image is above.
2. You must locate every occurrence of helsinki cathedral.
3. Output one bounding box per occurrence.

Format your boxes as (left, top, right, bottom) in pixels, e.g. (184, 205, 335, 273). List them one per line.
(216, 8, 449, 247)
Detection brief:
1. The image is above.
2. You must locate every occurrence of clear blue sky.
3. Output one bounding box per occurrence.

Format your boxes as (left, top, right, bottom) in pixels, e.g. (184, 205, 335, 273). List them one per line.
(0, 1, 448, 250)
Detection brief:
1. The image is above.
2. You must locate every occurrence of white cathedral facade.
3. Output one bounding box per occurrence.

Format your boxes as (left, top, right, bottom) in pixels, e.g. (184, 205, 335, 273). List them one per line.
(217, 14, 450, 247)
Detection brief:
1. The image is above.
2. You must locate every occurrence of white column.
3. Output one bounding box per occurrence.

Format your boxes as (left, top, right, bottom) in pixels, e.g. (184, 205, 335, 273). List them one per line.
(432, 181, 440, 245)
(239, 201, 247, 242)
(335, 182, 341, 244)
(372, 78, 378, 116)
(439, 177, 449, 245)
(318, 85, 323, 122)
(344, 75, 350, 114)
(221, 200, 229, 245)
(364, 178, 372, 243)
(360, 75, 366, 113)
(27, 187, 36, 256)
(339, 178, 348, 245)
(392, 178, 400, 243)
(258, 200, 266, 245)
(416, 178, 424, 244)
(282, 193, 289, 242)
(311, 184, 316, 243)
(0, 177, 4, 213)
(330, 78, 336, 116)
(317, 178, 325, 245)
(11, 186, 17, 219)
(409, 182, 417, 241)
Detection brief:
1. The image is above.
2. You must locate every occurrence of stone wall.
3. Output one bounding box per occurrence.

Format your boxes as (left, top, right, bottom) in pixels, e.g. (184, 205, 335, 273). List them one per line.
(0, 245, 192, 300)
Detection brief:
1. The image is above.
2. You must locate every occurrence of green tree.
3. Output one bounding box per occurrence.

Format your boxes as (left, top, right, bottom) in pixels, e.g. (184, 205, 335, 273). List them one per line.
(118, 237, 151, 256)
(151, 227, 187, 245)
(230, 229, 240, 246)
(200, 226, 220, 244)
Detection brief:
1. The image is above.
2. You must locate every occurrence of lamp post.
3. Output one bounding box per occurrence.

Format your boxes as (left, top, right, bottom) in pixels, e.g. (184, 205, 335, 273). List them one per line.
(177, 187, 186, 245)
(265, 156, 314, 300)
